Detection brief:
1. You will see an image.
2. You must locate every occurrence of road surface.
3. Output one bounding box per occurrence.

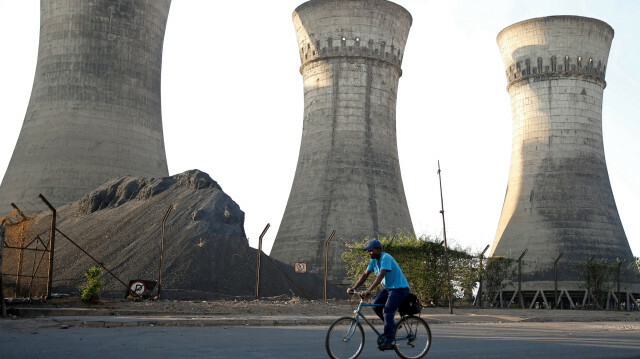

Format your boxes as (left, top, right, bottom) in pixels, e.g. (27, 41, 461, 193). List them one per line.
(1, 321, 639, 358)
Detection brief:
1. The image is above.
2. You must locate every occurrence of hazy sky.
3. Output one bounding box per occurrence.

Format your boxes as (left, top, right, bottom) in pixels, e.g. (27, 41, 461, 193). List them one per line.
(0, 1, 638, 259)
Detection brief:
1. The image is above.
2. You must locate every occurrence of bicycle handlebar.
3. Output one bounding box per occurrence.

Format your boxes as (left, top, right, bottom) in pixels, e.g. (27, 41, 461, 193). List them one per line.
(347, 291, 370, 300)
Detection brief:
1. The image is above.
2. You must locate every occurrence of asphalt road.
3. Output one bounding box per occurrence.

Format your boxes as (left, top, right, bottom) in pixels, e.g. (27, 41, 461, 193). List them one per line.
(1, 322, 639, 358)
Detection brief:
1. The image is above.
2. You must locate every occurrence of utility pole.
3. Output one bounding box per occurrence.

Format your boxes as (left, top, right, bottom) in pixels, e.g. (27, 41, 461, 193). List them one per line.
(437, 161, 453, 314)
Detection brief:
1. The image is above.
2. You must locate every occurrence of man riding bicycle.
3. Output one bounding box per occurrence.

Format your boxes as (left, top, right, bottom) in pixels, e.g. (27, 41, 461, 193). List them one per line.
(347, 239, 410, 351)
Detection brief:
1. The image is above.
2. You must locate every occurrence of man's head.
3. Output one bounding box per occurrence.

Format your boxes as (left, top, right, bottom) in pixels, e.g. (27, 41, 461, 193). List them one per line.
(363, 239, 382, 259)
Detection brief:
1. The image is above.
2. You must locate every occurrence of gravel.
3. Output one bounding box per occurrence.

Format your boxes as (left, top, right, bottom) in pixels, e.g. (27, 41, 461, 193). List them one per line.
(25, 170, 345, 300)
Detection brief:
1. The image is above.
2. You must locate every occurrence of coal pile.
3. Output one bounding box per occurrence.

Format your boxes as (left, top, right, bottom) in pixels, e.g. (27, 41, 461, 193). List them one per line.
(26, 170, 345, 300)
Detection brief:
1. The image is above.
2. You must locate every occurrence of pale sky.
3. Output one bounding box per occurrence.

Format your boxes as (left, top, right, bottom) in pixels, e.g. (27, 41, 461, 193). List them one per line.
(0, 1, 638, 259)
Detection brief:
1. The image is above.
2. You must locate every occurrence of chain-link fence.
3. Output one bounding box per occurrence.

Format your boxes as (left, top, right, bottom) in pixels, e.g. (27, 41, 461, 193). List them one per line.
(0, 201, 345, 301)
(0, 206, 53, 299)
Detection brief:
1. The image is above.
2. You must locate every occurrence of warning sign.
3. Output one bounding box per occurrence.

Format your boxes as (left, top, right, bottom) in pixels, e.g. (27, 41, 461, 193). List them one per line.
(126, 279, 157, 298)
(294, 262, 307, 274)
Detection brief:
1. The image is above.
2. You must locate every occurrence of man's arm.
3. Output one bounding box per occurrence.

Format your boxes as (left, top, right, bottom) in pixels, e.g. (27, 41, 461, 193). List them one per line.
(347, 270, 371, 294)
(362, 269, 388, 297)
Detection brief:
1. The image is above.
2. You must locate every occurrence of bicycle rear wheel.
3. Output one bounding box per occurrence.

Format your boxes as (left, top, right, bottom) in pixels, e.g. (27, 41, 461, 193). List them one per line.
(325, 316, 365, 359)
(394, 316, 431, 359)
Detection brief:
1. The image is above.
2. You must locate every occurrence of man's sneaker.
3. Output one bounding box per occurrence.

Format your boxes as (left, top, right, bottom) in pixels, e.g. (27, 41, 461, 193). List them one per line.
(378, 342, 395, 351)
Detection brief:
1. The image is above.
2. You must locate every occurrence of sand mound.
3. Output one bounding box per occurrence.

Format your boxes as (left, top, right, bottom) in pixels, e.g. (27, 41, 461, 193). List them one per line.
(26, 170, 344, 300)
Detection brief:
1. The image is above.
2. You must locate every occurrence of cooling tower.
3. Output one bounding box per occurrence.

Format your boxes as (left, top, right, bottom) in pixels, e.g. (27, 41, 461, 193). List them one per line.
(0, 0, 171, 214)
(270, 0, 414, 283)
(492, 16, 638, 292)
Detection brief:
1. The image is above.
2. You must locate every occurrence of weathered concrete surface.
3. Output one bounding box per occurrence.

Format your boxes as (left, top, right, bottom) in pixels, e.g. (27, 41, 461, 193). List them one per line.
(492, 16, 638, 285)
(271, 0, 415, 284)
(0, 0, 171, 216)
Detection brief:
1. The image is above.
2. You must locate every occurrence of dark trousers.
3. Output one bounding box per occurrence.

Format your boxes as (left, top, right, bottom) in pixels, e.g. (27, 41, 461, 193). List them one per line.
(372, 287, 410, 343)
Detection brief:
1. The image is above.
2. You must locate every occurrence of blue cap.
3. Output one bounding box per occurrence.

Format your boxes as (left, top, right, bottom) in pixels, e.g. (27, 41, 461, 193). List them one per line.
(363, 239, 382, 251)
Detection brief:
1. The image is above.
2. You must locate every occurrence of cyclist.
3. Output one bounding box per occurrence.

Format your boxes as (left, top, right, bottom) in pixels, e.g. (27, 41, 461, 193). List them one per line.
(347, 239, 410, 351)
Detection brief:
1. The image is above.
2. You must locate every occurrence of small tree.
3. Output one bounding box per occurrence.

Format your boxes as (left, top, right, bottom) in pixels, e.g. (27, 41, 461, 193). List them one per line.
(577, 258, 614, 309)
(454, 256, 479, 304)
(632, 257, 640, 285)
(80, 267, 103, 304)
(482, 256, 516, 307)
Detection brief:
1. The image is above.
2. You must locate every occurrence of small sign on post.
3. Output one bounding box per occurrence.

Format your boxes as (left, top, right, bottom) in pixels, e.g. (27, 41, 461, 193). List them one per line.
(126, 279, 157, 299)
(294, 262, 307, 274)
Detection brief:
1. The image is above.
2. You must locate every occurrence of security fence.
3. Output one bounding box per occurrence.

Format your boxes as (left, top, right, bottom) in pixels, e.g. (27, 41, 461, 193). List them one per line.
(2, 196, 636, 308)
(1, 199, 345, 302)
(0, 201, 53, 299)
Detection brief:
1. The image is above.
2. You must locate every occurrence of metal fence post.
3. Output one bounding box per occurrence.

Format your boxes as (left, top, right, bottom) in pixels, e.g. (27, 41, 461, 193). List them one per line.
(255, 224, 270, 300)
(0, 224, 6, 318)
(323, 230, 336, 302)
(554, 253, 563, 309)
(157, 205, 173, 300)
(38, 195, 56, 299)
(475, 244, 490, 308)
(516, 249, 528, 308)
(10, 203, 27, 295)
(617, 258, 626, 311)
(586, 255, 596, 308)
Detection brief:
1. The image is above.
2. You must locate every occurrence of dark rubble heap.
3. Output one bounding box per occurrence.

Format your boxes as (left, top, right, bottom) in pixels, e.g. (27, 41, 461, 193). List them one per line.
(27, 170, 343, 300)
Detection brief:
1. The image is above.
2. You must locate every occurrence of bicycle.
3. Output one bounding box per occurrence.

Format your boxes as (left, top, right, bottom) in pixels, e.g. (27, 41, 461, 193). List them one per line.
(325, 293, 431, 359)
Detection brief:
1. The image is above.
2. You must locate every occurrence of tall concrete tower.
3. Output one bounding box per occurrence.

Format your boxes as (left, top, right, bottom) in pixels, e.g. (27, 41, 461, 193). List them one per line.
(270, 0, 414, 283)
(0, 0, 170, 214)
(492, 16, 637, 288)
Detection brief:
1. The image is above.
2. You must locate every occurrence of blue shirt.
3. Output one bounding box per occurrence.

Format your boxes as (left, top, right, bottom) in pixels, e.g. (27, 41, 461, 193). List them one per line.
(367, 252, 410, 290)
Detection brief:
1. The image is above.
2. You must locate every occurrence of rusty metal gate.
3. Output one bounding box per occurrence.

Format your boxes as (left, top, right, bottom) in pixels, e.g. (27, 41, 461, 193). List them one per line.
(1, 201, 55, 299)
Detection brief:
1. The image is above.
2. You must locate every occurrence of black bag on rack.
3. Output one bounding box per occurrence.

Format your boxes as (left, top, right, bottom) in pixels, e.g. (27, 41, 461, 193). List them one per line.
(399, 293, 421, 316)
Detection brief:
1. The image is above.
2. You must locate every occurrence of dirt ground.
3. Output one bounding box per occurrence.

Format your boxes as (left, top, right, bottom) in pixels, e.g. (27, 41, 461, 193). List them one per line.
(6, 295, 476, 317)
(7, 296, 363, 316)
(7, 296, 640, 323)
(22, 296, 587, 323)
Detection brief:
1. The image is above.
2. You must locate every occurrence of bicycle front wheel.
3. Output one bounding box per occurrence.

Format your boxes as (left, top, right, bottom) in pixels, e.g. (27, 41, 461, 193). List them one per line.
(394, 316, 431, 359)
(325, 316, 365, 359)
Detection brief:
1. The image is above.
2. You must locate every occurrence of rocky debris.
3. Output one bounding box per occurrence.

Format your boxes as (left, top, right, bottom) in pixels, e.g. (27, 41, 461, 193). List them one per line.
(25, 170, 345, 300)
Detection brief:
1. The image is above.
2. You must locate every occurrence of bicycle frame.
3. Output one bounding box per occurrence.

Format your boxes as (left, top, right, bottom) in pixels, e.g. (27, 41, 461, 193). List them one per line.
(345, 299, 416, 344)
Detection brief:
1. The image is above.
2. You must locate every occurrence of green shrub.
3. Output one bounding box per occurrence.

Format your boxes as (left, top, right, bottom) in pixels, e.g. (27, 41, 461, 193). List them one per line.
(342, 232, 476, 306)
(80, 267, 103, 304)
(629, 257, 640, 284)
(482, 256, 516, 306)
(576, 257, 619, 309)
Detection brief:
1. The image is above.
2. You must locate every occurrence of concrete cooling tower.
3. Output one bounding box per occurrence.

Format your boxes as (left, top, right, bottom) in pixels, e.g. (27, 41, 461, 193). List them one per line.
(492, 16, 639, 302)
(0, 0, 171, 215)
(270, 0, 414, 284)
